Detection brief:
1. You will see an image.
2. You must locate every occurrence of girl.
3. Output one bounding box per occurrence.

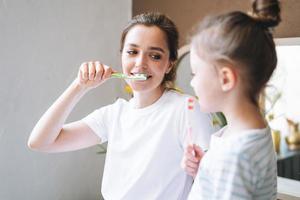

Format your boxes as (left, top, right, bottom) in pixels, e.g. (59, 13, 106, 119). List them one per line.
(187, 0, 280, 199)
(28, 12, 214, 199)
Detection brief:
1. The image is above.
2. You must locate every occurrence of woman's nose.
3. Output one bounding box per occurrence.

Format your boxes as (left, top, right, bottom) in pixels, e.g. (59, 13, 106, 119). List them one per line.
(135, 53, 148, 69)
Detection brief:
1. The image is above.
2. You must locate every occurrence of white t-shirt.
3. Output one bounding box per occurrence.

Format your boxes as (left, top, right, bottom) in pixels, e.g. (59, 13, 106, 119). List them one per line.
(188, 126, 277, 200)
(82, 90, 217, 200)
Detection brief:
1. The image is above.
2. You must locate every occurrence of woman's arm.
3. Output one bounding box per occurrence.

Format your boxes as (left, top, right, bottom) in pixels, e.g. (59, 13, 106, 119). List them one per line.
(28, 61, 113, 152)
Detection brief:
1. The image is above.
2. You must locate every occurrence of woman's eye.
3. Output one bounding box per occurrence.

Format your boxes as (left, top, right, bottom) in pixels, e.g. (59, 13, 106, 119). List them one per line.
(126, 50, 137, 55)
(150, 54, 161, 60)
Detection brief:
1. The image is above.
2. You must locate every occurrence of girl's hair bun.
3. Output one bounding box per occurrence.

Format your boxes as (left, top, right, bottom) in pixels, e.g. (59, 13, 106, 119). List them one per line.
(249, 0, 281, 28)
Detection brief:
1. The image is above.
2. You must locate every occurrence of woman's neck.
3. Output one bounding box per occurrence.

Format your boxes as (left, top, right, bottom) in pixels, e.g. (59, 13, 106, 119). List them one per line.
(132, 86, 165, 108)
(222, 98, 267, 136)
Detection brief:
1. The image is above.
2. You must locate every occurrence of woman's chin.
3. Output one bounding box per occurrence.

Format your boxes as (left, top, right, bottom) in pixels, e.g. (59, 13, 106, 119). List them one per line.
(127, 79, 150, 89)
(129, 84, 150, 92)
(130, 84, 163, 94)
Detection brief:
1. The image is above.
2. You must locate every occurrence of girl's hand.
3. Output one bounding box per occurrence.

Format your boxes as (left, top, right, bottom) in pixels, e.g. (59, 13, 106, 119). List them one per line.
(181, 144, 205, 178)
(76, 61, 114, 90)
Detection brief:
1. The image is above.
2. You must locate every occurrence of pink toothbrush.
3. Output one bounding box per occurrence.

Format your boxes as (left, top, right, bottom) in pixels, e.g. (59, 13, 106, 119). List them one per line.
(186, 97, 197, 157)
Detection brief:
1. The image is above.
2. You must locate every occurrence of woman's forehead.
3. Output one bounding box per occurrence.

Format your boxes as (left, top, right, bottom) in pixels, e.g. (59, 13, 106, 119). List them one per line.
(124, 25, 168, 50)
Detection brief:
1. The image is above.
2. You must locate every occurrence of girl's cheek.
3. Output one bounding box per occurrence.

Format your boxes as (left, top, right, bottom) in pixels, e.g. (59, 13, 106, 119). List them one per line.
(190, 77, 195, 89)
(190, 74, 200, 87)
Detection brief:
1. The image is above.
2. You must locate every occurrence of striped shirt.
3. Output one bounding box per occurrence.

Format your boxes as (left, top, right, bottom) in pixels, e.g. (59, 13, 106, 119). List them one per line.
(188, 126, 277, 200)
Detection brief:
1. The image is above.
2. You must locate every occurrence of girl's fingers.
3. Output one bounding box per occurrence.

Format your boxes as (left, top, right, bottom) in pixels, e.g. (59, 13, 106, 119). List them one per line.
(193, 144, 205, 159)
(88, 61, 96, 80)
(184, 158, 199, 178)
(185, 166, 197, 177)
(182, 144, 203, 177)
(186, 152, 199, 163)
(185, 160, 199, 169)
(187, 145, 196, 154)
(182, 154, 198, 168)
(184, 145, 199, 162)
(185, 166, 196, 173)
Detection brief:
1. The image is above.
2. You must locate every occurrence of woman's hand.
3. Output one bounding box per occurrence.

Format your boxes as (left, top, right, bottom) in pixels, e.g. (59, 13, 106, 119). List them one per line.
(76, 61, 114, 90)
(181, 144, 205, 178)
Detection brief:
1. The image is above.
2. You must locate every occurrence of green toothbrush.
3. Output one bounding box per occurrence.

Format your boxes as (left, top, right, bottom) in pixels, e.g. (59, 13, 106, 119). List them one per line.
(111, 72, 148, 80)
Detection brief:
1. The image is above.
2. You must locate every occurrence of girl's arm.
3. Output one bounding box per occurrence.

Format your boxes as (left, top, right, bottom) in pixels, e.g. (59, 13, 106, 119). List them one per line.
(28, 61, 113, 152)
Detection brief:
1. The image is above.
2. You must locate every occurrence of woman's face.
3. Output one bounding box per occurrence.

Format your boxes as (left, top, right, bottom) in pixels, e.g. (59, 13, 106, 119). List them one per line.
(190, 47, 222, 113)
(121, 25, 171, 93)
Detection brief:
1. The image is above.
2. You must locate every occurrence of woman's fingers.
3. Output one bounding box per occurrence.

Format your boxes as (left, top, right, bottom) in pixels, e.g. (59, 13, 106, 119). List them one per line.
(102, 64, 113, 80)
(76, 61, 115, 90)
(94, 61, 102, 81)
(79, 62, 88, 82)
(88, 61, 96, 80)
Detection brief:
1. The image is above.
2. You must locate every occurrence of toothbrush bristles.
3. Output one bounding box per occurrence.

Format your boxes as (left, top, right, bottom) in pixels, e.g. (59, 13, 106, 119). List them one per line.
(187, 98, 194, 110)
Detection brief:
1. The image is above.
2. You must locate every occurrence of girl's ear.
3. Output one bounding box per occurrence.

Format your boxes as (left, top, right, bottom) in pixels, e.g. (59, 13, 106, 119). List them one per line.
(218, 66, 237, 92)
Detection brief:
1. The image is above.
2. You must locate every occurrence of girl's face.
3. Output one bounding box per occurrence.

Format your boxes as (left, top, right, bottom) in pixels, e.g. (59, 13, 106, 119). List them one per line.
(190, 47, 222, 113)
(121, 25, 171, 93)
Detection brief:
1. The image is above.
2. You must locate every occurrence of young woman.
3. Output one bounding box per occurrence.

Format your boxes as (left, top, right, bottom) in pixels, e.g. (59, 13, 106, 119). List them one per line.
(186, 0, 280, 199)
(28, 12, 215, 199)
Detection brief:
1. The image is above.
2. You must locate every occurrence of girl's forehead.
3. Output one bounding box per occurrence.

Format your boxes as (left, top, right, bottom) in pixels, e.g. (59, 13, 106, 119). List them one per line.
(190, 48, 211, 68)
(190, 48, 202, 62)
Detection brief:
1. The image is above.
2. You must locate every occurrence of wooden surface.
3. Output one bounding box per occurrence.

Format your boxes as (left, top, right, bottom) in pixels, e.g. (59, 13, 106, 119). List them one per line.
(133, 0, 300, 46)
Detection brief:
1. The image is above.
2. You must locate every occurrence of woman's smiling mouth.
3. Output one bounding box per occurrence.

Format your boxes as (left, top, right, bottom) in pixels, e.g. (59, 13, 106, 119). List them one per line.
(130, 72, 152, 80)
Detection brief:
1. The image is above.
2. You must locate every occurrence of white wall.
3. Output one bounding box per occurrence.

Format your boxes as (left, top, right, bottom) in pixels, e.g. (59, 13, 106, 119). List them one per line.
(0, 0, 131, 199)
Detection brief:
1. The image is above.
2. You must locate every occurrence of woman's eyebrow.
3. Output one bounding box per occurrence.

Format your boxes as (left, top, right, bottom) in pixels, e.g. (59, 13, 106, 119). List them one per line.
(127, 43, 139, 48)
(149, 46, 165, 53)
(126, 43, 165, 53)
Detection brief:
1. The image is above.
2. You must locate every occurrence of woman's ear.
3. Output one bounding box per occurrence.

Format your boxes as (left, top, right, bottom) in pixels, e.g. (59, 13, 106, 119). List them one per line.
(166, 62, 174, 74)
(218, 66, 237, 92)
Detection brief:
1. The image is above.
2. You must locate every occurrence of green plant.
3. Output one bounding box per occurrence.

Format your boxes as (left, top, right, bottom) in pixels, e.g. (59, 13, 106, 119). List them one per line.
(96, 143, 107, 154)
(263, 85, 283, 125)
(211, 112, 227, 128)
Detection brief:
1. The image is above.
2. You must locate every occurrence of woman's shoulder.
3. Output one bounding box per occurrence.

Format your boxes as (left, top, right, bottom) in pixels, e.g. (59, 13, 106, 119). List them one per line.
(92, 98, 130, 114)
(114, 97, 129, 105)
(165, 89, 195, 103)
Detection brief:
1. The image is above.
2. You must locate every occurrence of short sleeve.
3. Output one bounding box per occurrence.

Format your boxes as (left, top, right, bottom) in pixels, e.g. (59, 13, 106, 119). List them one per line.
(81, 106, 110, 143)
(210, 152, 254, 200)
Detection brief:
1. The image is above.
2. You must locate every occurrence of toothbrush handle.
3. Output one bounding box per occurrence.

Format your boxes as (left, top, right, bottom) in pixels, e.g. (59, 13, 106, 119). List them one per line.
(111, 72, 125, 79)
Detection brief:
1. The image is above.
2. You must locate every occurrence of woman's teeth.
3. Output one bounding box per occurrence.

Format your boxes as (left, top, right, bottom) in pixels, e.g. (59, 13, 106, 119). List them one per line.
(131, 73, 151, 79)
